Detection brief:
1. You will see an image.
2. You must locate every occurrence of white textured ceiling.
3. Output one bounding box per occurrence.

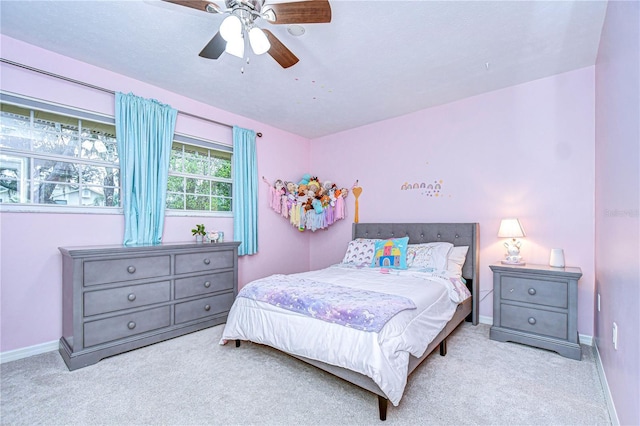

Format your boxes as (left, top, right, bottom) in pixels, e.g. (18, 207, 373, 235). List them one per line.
(0, 0, 607, 139)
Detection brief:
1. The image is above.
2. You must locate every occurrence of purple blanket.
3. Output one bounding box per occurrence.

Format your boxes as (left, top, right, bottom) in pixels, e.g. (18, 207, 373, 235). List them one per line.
(237, 274, 416, 332)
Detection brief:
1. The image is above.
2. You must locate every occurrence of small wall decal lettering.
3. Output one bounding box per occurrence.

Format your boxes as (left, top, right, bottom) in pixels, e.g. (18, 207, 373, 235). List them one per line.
(400, 180, 446, 197)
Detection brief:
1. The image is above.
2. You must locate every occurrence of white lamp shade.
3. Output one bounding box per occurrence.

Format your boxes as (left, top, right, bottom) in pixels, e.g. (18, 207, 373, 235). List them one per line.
(248, 27, 270, 55)
(225, 37, 245, 58)
(498, 218, 526, 238)
(220, 15, 242, 42)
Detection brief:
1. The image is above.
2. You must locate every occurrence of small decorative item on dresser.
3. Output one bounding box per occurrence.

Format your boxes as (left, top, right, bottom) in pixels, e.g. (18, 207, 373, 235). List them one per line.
(191, 224, 206, 243)
(209, 231, 220, 243)
(549, 248, 565, 267)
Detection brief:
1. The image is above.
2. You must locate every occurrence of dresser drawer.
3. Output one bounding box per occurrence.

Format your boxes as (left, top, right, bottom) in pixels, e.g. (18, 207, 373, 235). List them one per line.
(174, 292, 235, 324)
(84, 256, 170, 286)
(83, 281, 171, 317)
(500, 304, 567, 339)
(83, 306, 171, 347)
(500, 275, 567, 308)
(175, 271, 234, 300)
(175, 250, 234, 274)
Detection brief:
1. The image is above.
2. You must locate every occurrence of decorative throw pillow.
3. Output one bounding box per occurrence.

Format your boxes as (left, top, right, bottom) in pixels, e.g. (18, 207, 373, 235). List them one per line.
(446, 246, 469, 278)
(341, 238, 380, 265)
(370, 236, 410, 269)
(406, 242, 453, 271)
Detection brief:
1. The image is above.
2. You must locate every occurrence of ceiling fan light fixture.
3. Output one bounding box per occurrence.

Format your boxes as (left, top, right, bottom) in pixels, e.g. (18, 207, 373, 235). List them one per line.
(220, 15, 243, 41)
(262, 8, 276, 23)
(225, 37, 245, 58)
(248, 27, 270, 55)
(205, 2, 223, 13)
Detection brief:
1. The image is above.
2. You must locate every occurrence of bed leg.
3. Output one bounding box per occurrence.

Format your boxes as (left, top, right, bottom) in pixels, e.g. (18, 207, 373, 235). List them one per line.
(378, 395, 388, 421)
(235, 339, 241, 348)
(439, 339, 447, 356)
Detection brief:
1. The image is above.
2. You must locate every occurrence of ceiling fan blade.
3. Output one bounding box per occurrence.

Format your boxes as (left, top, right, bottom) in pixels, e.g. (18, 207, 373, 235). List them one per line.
(263, 0, 331, 24)
(162, 0, 211, 12)
(199, 31, 226, 59)
(263, 29, 299, 68)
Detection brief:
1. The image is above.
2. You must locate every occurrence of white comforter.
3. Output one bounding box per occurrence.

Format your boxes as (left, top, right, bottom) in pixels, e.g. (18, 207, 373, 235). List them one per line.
(220, 264, 464, 405)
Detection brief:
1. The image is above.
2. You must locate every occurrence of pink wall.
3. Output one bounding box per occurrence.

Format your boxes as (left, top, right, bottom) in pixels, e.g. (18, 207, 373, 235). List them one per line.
(0, 35, 311, 352)
(309, 67, 597, 336)
(595, 2, 640, 425)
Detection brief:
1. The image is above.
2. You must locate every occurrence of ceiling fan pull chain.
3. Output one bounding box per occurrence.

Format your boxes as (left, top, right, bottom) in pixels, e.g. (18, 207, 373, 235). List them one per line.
(241, 55, 251, 74)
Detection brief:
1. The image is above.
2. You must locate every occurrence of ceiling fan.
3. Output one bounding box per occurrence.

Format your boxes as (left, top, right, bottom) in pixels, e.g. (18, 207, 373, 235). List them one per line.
(163, 0, 332, 68)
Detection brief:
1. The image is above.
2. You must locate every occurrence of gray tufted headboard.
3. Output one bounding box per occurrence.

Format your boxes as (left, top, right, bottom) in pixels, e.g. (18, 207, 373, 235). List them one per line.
(352, 222, 480, 325)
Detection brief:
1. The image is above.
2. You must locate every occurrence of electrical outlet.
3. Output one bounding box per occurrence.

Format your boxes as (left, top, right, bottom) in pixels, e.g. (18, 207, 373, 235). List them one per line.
(598, 293, 601, 312)
(613, 322, 618, 350)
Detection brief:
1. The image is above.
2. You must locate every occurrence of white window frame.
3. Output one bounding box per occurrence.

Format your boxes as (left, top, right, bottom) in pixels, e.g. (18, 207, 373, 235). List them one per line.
(0, 92, 121, 214)
(0, 92, 234, 217)
(165, 134, 234, 218)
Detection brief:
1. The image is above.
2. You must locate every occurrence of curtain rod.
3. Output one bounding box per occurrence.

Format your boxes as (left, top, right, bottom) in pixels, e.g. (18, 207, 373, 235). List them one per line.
(0, 58, 263, 137)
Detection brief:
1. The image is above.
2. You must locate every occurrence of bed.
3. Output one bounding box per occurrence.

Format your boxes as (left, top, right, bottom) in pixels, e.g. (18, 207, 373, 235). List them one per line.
(221, 223, 479, 420)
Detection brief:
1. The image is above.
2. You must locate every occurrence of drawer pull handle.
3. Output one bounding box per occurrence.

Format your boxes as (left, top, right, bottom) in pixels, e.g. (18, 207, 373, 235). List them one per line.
(203, 258, 211, 265)
(127, 293, 136, 302)
(528, 288, 537, 295)
(204, 304, 211, 311)
(128, 321, 136, 330)
(127, 266, 136, 274)
(509, 288, 514, 293)
(204, 281, 211, 288)
(528, 317, 537, 325)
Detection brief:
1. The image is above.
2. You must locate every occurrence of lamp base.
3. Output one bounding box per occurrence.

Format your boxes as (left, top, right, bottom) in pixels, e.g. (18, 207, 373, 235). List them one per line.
(501, 259, 526, 266)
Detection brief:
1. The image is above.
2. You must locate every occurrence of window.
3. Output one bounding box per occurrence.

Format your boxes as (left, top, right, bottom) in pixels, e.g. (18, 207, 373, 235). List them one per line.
(0, 94, 233, 215)
(166, 142, 232, 213)
(0, 102, 120, 209)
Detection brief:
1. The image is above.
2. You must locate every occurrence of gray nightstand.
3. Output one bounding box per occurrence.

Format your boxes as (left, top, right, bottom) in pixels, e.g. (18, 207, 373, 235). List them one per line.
(489, 262, 582, 360)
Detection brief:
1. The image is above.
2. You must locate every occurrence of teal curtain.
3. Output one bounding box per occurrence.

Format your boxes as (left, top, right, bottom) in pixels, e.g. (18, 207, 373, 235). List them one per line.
(115, 92, 177, 245)
(232, 126, 258, 255)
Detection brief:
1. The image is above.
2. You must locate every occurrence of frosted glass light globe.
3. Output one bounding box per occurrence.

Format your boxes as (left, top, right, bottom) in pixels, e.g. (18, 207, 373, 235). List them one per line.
(220, 15, 242, 41)
(249, 27, 270, 55)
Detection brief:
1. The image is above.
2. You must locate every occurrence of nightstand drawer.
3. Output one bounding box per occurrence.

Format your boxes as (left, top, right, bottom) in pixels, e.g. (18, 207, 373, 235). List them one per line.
(175, 250, 234, 274)
(83, 306, 171, 347)
(174, 292, 235, 324)
(84, 281, 171, 317)
(175, 271, 234, 300)
(500, 276, 567, 308)
(84, 255, 170, 286)
(500, 304, 567, 339)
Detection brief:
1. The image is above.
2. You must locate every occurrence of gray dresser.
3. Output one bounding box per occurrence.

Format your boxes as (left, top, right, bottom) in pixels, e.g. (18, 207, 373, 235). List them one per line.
(489, 263, 582, 360)
(59, 242, 240, 370)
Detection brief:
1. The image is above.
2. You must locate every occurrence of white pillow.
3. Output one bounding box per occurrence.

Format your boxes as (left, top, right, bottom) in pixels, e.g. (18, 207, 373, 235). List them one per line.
(406, 242, 453, 270)
(446, 246, 469, 278)
(341, 238, 380, 265)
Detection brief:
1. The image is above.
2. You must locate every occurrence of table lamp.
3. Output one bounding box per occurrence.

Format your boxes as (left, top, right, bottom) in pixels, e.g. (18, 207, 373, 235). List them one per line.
(498, 218, 526, 265)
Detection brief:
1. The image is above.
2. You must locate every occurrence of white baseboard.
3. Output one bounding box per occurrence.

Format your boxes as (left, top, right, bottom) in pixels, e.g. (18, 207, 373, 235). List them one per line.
(0, 340, 58, 364)
(594, 342, 620, 426)
(479, 315, 594, 346)
(479, 315, 493, 325)
(579, 334, 593, 346)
